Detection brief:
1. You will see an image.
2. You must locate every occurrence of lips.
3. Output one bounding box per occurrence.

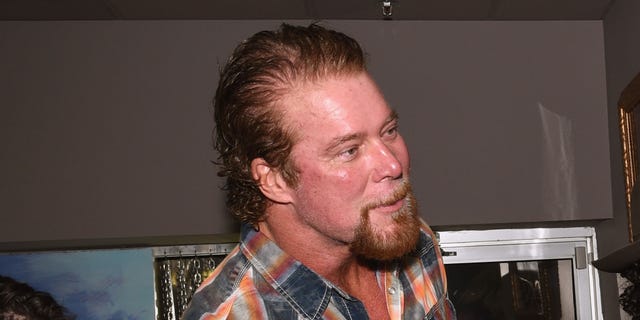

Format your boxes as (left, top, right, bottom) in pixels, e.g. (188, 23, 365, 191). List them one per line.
(362, 180, 411, 214)
(373, 197, 405, 214)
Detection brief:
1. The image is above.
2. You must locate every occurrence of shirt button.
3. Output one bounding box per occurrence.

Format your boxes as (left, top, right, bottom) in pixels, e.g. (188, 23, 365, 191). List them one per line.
(387, 287, 397, 295)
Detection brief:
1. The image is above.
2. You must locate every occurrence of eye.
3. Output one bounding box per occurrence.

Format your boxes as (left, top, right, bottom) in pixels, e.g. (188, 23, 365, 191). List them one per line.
(338, 146, 359, 161)
(383, 125, 399, 139)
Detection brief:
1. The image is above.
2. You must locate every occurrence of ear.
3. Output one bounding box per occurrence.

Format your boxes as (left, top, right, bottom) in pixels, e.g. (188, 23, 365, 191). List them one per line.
(250, 158, 294, 204)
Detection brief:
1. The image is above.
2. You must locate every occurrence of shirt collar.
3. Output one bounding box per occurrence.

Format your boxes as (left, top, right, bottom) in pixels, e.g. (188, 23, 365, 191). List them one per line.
(239, 224, 338, 319)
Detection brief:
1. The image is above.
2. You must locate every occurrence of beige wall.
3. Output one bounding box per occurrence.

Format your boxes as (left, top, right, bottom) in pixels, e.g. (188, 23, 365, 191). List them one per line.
(0, 20, 610, 243)
(598, 0, 640, 319)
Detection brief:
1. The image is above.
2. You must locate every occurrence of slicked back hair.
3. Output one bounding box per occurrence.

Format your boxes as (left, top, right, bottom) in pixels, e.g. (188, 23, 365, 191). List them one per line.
(213, 23, 366, 227)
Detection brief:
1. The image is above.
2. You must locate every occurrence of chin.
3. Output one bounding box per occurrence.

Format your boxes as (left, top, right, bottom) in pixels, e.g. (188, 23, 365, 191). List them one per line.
(350, 210, 421, 261)
(350, 181, 421, 261)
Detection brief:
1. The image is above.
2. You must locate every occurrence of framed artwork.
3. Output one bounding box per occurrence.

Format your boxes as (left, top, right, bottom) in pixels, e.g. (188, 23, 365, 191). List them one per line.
(618, 71, 640, 242)
(0, 248, 155, 320)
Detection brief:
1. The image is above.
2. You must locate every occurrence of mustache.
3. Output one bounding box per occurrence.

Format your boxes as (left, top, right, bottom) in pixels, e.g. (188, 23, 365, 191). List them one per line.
(362, 180, 411, 212)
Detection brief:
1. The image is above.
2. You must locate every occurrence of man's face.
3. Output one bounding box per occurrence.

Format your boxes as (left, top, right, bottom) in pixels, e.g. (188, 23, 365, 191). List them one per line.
(281, 72, 420, 261)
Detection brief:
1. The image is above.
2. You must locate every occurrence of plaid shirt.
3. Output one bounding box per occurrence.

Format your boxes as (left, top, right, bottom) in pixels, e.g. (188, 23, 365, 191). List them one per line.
(182, 220, 456, 320)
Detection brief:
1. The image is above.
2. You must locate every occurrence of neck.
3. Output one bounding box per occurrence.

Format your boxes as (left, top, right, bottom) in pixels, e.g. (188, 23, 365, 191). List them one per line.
(257, 218, 357, 281)
(257, 211, 390, 320)
(258, 202, 376, 283)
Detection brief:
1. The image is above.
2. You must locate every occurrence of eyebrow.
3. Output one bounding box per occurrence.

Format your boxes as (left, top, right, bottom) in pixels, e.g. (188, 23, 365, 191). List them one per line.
(324, 109, 399, 154)
(386, 109, 400, 127)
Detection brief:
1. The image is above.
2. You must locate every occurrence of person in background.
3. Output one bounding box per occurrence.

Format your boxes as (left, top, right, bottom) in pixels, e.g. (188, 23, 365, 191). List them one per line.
(593, 239, 640, 319)
(182, 23, 456, 319)
(618, 262, 640, 318)
(0, 275, 75, 320)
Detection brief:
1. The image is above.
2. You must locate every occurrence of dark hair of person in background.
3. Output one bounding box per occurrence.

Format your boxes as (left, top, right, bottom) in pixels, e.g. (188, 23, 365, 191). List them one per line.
(620, 262, 640, 318)
(213, 23, 366, 228)
(0, 275, 75, 320)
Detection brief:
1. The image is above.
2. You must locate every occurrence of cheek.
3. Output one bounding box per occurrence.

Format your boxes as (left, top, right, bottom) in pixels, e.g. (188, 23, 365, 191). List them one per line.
(333, 169, 351, 181)
(296, 165, 362, 205)
(301, 166, 353, 192)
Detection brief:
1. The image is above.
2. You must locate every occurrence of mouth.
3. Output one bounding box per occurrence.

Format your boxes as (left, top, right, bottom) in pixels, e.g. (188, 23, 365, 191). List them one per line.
(374, 197, 405, 213)
(365, 183, 409, 214)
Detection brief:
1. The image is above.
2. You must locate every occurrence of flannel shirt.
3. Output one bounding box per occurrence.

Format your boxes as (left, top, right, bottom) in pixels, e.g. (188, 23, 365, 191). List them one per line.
(182, 220, 456, 319)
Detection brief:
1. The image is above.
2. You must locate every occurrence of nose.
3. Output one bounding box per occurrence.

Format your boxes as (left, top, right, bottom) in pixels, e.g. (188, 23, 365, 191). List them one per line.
(371, 140, 404, 182)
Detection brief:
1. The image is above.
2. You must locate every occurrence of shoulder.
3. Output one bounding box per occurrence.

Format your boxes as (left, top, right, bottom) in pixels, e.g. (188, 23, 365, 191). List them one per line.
(415, 219, 439, 258)
(181, 248, 255, 319)
(182, 247, 297, 320)
(183, 275, 271, 320)
(399, 220, 455, 318)
(406, 219, 446, 286)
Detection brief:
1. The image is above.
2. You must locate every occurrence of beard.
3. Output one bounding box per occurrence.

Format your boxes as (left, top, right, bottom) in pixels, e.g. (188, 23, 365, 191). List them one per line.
(349, 180, 421, 261)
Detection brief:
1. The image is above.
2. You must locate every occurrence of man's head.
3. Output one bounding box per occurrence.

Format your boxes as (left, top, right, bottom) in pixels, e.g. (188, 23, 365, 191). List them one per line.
(214, 23, 366, 227)
(215, 23, 421, 261)
(268, 72, 421, 261)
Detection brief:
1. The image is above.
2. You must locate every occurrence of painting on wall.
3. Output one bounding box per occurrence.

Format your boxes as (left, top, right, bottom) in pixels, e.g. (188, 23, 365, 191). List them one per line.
(618, 71, 640, 243)
(0, 248, 155, 320)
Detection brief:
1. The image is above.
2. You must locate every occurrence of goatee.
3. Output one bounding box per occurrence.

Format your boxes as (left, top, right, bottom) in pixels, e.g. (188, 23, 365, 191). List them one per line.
(349, 181, 421, 261)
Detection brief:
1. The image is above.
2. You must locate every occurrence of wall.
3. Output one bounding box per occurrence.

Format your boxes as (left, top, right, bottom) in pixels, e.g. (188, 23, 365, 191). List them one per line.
(598, 0, 640, 319)
(0, 20, 611, 243)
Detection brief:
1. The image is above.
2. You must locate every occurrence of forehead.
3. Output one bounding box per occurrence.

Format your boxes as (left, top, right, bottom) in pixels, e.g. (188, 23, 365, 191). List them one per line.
(278, 73, 392, 142)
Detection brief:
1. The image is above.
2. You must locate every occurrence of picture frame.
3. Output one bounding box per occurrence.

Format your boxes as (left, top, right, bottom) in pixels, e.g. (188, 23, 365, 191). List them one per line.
(618, 71, 640, 242)
(0, 248, 156, 320)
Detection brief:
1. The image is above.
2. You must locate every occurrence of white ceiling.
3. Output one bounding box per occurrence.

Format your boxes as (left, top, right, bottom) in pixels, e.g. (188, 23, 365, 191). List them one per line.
(0, 0, 617, 21)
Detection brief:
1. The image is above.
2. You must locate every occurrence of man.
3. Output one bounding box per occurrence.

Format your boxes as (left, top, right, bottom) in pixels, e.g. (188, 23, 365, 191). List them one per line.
(182, 23, 456, 319)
